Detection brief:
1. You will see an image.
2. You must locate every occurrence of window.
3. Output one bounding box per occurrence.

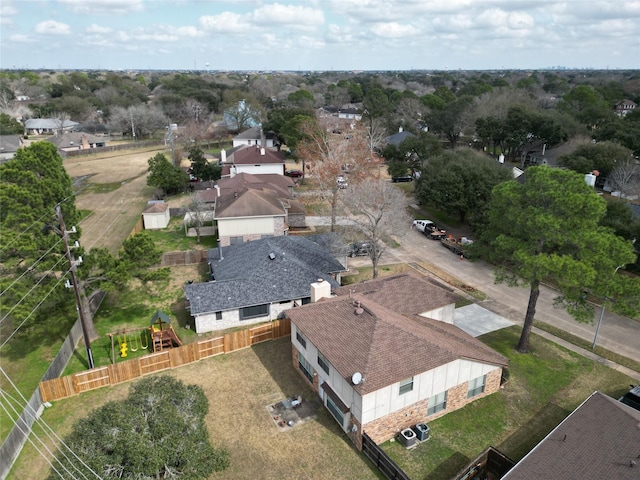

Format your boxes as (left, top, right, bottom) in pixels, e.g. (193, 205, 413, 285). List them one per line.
(215, 311, 222, 321)
(301, 297, 311, 305)
(317, 351, 330, 375)
(427, 391, 447, 415)
(399, 377, 414, 395)
(326, 396, 344, 425)
(468, 375, 486, 398)
(296, 331, 306, 349)
(298, 354, 313, 383)
(240, 304, 269, 320)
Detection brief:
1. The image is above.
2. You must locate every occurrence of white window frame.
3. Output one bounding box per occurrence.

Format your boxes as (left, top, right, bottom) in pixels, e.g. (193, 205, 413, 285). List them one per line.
(399, 377, 414, 395)
(428, 391, 447, 415)
(467, 375, 486, 398)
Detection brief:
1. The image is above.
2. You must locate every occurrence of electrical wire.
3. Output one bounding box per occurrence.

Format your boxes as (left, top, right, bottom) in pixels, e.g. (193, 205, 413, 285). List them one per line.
(0, 255, 68, 325)
(0, 236, 65, 298)
(0, 272, 69, 348)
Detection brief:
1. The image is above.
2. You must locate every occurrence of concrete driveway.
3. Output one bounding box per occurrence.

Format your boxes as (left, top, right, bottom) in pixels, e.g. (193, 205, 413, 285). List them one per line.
(454, 304, 514, 337)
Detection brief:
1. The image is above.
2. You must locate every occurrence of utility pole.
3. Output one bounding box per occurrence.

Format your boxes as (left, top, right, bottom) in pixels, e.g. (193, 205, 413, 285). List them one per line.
(55, 205, 95, 369)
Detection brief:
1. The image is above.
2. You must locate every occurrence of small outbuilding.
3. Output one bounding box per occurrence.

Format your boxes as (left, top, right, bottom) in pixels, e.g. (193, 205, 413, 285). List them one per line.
(142, 201, 170, 230)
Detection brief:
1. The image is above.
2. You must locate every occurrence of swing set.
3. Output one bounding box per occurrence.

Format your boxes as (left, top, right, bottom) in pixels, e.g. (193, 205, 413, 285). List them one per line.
(108, 327, 150, 364)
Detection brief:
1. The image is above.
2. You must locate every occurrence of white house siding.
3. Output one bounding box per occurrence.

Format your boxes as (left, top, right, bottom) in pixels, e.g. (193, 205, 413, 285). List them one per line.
(233, 164, 283, 176)
(232, 138, 275, 148)
(217, 216, 278, 238)
(360, 359, 501, 424)
(419, 304, 455, 323)
(195, 300, 297, 333)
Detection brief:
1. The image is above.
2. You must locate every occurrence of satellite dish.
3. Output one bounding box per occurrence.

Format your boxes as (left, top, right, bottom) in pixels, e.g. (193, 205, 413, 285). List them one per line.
(352, 372, 362, 385)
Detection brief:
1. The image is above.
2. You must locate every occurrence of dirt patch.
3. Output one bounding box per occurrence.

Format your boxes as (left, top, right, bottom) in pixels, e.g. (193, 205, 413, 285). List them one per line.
(266, 395, 321, 431)
(64, 147, 168, 253)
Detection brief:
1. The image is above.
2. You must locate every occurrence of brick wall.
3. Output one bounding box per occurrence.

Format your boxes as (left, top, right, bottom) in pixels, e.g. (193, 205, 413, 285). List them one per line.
(363, 367, 503, 446)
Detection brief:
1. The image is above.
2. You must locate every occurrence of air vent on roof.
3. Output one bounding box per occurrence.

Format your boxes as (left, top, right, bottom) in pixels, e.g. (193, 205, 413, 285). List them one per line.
(355, 306, 364, 315)
(268, 252, 276, 260)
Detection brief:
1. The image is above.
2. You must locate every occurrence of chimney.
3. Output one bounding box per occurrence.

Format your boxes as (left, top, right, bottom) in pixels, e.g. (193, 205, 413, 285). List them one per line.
(399, 126, 403, 133)
(260, 147, 265, 156)
(310, 279, 331, 303)
(220, 149, 226, 163)
(214, 184, 220, 197)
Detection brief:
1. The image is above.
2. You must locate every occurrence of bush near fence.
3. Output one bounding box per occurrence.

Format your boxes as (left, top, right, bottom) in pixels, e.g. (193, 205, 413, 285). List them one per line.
(39, 319, 291, 402)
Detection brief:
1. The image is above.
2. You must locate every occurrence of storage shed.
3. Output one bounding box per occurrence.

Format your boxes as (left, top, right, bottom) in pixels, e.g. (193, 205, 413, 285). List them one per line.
(142, 202, 170, 230)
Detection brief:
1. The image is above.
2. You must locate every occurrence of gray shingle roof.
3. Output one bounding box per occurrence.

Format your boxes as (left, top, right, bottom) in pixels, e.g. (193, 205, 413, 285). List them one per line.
(184, 236, 346, 314)
(503, 391, 640, 480)
(385, 130, 416, 146)
(24, 119, 78, 129)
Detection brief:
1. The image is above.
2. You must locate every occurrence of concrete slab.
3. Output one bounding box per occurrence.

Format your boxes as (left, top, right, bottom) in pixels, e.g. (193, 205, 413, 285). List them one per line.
(454, 304, 514, 337)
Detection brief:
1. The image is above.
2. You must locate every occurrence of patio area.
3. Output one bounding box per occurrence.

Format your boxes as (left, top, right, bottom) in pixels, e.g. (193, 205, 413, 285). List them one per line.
(267, 395, 321, 431)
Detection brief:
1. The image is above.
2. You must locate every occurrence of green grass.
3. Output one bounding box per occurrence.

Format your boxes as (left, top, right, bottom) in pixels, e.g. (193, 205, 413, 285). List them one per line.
(145, 217, 218, 251)
(534, 320, 640, 372)
(381, 326, 635, 479)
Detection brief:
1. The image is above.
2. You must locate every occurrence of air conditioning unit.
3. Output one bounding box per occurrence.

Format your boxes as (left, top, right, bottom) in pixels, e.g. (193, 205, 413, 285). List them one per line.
(397, 428, 417, 448)
(412, 423, 430, 441)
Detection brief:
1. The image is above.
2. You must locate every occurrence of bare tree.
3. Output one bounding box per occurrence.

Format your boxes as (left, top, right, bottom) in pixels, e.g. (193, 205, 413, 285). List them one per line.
(296, 117, 373, 232)
(186, 193, 211, 243)
(51, 111, 71, 135)
(608, 158, 640, 199)
(109, 105, 167, 138)
(344, 178, 411, 278)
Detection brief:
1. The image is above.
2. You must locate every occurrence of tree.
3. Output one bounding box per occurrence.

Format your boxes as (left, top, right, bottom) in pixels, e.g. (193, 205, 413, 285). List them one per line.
(344, 178, 411, 278)
(415, 149, 512, 223)
(108, 105, 167, 139)
(607, 156, 640, 199)
(296, 117, 372, 231)
(476, 167, 639, 353)
(147, 152, 188, 196)
(287, 89, 315, 109)
(559, 141, 633, 182)
(426, 96, 472, 148)
(48, 375, 229, 479)
(221, 90, 264, 132)
(0, 113, 24, 135)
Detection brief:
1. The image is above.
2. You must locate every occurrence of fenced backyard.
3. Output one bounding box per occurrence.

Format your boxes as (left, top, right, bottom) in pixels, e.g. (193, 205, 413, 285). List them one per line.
(39, 319, 291, 402)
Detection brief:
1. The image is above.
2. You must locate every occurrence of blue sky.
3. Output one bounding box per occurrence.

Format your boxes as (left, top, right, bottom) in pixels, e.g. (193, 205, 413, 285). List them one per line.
(1, 0, 639, 71)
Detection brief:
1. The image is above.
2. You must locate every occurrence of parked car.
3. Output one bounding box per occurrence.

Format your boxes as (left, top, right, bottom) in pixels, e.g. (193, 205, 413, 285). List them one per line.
(348, 241, 372, 257)
(392, 175, 413, 183)
(619, 385, 640, 411)
(412, 219, 446, 239)
(285, 170, 304, 178)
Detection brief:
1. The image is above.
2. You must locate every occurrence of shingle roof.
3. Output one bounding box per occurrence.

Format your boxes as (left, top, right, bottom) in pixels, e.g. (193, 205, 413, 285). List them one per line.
(503, 391, 640, 480)
(385, 130, 416, 146)
(142, 202, 169, 214)
(231, 145, 285, 165)
(217, 172, 293, 197)
(46, 132, 105, 148)
(24, 119, 78, 129)
(0, 135, 22, 153)
(288, 284, 508, 395)
(184, 235, 346, 314)
(214, 187, 286, 218)
(333, 271, 460, 315)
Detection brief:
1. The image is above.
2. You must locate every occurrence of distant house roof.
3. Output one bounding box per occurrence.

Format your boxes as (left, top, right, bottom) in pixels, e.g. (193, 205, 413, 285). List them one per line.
(196, 173, 294, 204)
(233, 126, 277, 141)
(214, 187, 288, 219)
(385, 129, 416, 146)
(24, 118, 78, 130)
(287, 284, 508, 395)
(231, 144, 286, 165)
(503, 391, 640, 480)
(45, 132, 106, 148)
(184, 235, 346, 314)
(0, 135, 23, 154)
(142, 202, 169, 214)
(333, 271, 460, 315)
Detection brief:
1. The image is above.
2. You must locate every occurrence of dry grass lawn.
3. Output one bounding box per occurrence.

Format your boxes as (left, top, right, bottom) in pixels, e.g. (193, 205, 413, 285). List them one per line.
(9, 338, 378, 480)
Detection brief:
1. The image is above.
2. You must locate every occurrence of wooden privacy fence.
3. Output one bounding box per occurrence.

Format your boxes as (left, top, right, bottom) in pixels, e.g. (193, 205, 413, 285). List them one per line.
(39, 319, 291, 402)
(361, 433, 411, 480)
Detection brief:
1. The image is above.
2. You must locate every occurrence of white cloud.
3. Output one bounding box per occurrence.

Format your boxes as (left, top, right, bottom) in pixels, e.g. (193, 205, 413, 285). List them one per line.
(58, 0, 144, 15)
(250, 3, 324, 27)
(370, 22, 419, 38)
(86, 24, 112, 34)
(9, 34, 31, 43)
(175, 26, 203, 38)
(35, 20, 72, 35)
(0, 4, 17, 24)
(199, 12, 249, 34)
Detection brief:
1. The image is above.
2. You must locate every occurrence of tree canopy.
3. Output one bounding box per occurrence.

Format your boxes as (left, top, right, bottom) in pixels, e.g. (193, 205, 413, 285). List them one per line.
(48, 375, 229, 479)
(476, 166, 639, 353)
(147, 152, 188, 195)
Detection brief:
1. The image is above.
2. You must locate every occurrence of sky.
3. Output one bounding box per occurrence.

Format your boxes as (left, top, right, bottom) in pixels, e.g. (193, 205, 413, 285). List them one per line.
(0, 0, 639, 71)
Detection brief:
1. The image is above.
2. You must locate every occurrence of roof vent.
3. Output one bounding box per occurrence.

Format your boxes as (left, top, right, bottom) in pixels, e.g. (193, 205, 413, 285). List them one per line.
(268, 252, 276, 260)
(355, 306, 364, 315)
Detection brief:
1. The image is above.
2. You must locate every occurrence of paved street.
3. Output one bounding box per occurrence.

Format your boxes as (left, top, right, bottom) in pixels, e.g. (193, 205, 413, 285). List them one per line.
(308, 215, 640, 363)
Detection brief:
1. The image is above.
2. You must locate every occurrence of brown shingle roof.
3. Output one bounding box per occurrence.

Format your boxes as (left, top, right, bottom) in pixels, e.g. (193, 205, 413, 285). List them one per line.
(288, 290, 507, 395)
(503, 391, 640, 480)
(334, 271, 460, 315)
(214, 187, 286, 218)
(231, 145, 285, 165)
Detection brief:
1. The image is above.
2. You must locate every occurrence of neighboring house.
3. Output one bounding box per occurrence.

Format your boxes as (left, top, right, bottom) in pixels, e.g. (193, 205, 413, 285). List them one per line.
(385, 127, 416, 147)
(142, 201, 170, 230)
(225, 144, 286, 177)
(287, 272, 508, 450)
(24, 118, 78, 135)
(338, 106, 362, 121)
(232, 126, 278, 148)
(209, 172, 306, 246)
(46, 132, 107, 152)
(614, 99, 637, 117)
(183, 235, 346, 333)
(0, 135, 23, 163)
(502, 391, 640, 480)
